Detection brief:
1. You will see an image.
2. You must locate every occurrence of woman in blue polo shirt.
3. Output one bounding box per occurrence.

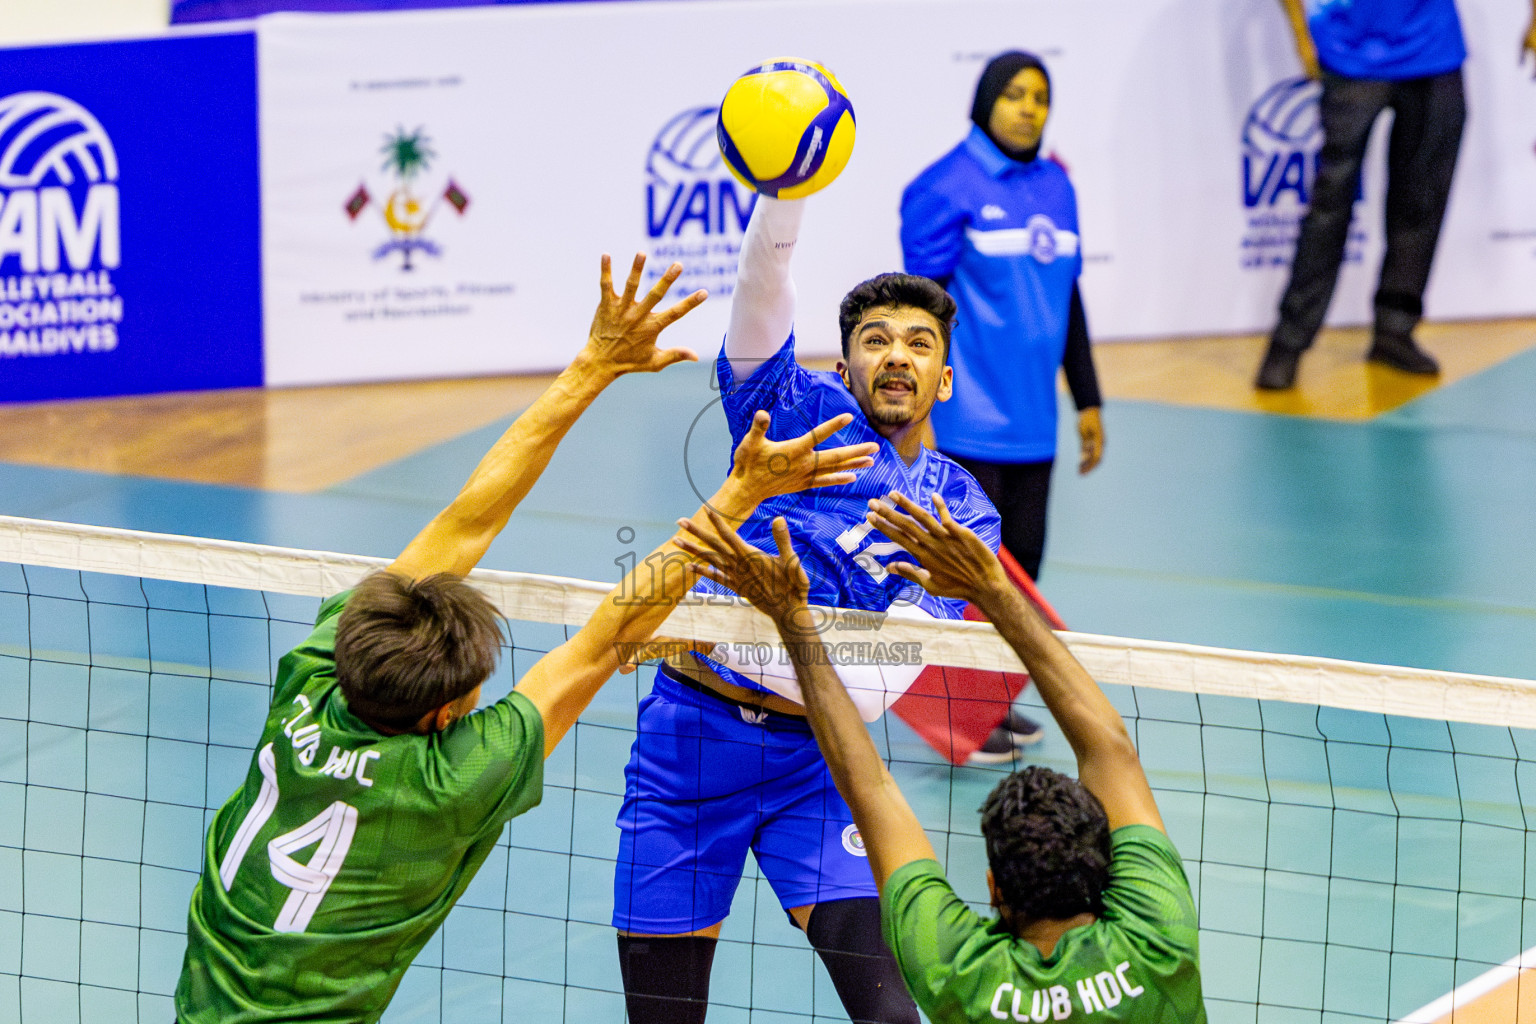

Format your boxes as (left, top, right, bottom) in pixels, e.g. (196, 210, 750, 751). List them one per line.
(901, 52, 1104, 758)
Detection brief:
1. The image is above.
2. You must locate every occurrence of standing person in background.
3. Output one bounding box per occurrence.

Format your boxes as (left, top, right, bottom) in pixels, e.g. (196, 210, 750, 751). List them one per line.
(901, 51, 1104, 759)
(1253, 0, 1505, 389)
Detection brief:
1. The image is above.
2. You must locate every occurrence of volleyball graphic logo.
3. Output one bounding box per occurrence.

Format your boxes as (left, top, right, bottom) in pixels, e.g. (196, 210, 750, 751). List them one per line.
(0, 90, 123, 359)
(0, 91, 119, 190)
(716, 59, 856, 199)
(645, 104, 757, 241)
(1242, 77, 1322, 160)
(648, 106, 724, 185)
(1241, 77, 1323, 208)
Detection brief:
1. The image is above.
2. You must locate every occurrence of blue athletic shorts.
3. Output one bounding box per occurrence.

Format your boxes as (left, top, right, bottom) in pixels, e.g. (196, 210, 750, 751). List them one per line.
(612, 667, 877, 933)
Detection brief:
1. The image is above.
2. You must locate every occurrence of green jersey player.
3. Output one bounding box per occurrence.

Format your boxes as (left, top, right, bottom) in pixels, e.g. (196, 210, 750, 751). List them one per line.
(173, 254, 879, 1024)
(675, 494, 1207, 1024)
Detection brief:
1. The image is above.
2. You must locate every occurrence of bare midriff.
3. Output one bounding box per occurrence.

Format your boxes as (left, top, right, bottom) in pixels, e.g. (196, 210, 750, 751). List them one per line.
(662, 655, 809, 718)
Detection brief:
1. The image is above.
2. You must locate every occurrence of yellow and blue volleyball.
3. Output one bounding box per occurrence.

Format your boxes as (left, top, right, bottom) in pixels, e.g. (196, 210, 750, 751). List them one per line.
(716, 59, 856, 199)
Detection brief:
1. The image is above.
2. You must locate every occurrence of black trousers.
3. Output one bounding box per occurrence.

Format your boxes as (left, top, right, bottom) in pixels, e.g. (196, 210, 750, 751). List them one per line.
(1271, 68, 1465, 353)
(941, 453, 1053, 581)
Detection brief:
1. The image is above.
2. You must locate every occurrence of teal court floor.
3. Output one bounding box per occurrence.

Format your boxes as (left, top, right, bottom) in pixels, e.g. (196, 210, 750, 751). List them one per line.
(5, 342, 1536, 1023)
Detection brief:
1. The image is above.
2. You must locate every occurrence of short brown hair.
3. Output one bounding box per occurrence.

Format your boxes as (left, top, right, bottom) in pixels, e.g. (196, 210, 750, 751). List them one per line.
(838, 273, 956, 358)
(335, 571, 504, 729)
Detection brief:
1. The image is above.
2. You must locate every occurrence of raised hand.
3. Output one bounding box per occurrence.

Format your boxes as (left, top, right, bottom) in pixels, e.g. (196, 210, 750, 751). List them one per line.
(864, 491, 1009, 603)
(676, 512, 810, 627)
(728, 411, 878, 504)
(584, 253, 706, 376)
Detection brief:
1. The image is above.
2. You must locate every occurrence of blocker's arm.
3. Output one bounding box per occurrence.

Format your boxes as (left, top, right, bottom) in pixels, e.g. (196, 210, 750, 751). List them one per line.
(675, 513, 938, 887)
(388, 255, 702, 581)
(868, 493, 1165, 833)
(517, 414, 877, 755)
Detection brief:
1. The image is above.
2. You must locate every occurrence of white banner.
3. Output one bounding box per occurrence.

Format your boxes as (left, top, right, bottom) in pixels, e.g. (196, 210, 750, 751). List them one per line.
(258, 0, 1536, 384)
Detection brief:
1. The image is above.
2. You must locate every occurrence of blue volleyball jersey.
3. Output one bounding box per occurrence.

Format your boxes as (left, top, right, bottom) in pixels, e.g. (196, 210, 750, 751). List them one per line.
(1307, 0, 1465, 80)
(692, 335, 1001, 695)
(902, 127, 1082, 463)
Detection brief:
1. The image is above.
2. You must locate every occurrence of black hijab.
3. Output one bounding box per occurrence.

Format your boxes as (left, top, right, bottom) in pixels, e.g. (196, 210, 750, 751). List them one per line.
(969, 51, 1051, 163)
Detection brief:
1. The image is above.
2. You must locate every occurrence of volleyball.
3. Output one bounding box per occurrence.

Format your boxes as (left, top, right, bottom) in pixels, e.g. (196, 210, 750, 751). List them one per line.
(715, 59, 856, 199)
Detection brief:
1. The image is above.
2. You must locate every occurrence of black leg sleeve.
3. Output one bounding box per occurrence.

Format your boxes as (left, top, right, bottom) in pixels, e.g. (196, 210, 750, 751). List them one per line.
(805, 898, 920, 1024)
(617, 934, 717, 1024)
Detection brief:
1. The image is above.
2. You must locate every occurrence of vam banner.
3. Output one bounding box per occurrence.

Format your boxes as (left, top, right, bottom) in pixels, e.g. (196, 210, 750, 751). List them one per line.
(258, 0, 1536, 385)
(0, 32, 262, 402)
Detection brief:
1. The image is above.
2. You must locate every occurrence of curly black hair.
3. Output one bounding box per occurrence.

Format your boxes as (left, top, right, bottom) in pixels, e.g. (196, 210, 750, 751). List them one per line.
(979, 766, 1112, 921)
(837, 273, 956, 359)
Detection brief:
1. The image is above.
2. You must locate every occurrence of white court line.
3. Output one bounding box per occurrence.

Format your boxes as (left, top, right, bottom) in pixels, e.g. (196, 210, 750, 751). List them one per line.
(1395, 945, 1536, 1024)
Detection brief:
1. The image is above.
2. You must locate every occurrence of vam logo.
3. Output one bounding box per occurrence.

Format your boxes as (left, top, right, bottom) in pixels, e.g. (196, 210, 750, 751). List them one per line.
(0, 91, 121, 274)
(644, 107, 756, 297)
(646, 106, 754, 239)
(1241, 78, 1323, 208)
(1238, 77, 1363, 271)
(0, 91, 123, 360)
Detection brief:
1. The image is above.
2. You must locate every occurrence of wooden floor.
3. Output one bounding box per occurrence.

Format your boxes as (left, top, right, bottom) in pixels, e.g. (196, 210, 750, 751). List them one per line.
(1096, 317, 1536, 420)
(0, 374, 558, 492)
(0, 318, 1531, 492)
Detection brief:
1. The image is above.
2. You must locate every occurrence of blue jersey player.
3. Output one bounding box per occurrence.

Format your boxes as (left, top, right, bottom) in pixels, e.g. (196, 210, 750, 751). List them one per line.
(614, 196, 1001, 1024)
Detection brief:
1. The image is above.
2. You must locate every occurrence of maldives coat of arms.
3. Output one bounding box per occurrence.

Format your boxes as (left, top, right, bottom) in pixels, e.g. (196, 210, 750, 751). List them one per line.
(344, 126, 469, 271)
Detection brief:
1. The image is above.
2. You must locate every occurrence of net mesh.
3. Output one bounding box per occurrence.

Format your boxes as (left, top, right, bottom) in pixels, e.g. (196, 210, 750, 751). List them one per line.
(3, 514, 1536, 1024)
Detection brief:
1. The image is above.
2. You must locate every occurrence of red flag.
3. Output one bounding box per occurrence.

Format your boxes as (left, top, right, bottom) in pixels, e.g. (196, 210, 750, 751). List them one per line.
(891, 546, 1066, 765)
(344, 184, 370, 220)
(443, 179, 469, 214)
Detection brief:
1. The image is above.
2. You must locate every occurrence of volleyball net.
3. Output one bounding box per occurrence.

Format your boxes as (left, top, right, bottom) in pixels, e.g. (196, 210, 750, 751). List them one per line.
(3, 514, 1535, 1024)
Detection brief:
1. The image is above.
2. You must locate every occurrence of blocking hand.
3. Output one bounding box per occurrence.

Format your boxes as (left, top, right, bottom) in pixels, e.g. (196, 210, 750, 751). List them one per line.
(727, 411, 878, 504)
(676, 512, 810, 628)
(864, 491, 1009, 603)
(584, 253, 706, 376)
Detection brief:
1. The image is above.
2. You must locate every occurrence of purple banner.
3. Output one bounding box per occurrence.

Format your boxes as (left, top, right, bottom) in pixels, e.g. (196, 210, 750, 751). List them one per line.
(172, 0, 641, 23)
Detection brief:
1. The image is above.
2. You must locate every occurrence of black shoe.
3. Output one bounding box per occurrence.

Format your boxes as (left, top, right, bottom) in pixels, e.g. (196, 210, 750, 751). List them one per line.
(967, 727, 1024, 765)
(1001, 708, 1045, 747)
(966, 711, 1046, 765)
(1255, 343, 1300, 390)
(1367, 333, 1439, 375)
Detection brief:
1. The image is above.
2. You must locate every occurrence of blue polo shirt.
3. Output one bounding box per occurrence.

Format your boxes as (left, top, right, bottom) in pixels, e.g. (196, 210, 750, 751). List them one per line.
(901, 126, 1082, 463)
(1307, 0, 1465, 80)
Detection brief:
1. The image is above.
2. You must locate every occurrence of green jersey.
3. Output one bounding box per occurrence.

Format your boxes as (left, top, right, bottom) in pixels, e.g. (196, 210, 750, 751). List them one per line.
(881, 826, 1206, 1024)
(176, 591, 545, 1023)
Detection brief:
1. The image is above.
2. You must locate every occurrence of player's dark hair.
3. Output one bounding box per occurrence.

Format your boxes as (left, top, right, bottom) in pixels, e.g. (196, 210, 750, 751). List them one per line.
(335, 571, 503, 730)
(838, 273, 955, 359)
(979, 765, 1112, 922)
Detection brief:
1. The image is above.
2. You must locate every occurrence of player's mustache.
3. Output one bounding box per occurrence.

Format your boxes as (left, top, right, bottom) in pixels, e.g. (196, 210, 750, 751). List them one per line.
(872, 372, 917, 393)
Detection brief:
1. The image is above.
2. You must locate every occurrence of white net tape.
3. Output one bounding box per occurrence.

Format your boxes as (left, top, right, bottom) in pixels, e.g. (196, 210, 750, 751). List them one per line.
(5, 513, 1535, 729)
